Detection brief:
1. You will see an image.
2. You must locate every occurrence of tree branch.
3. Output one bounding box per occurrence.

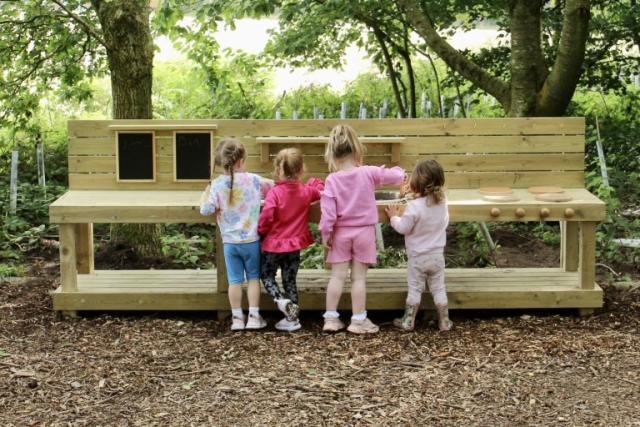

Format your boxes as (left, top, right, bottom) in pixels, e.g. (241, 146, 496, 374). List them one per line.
(50, 0, 108, 48)
(395, 0, 509, 106)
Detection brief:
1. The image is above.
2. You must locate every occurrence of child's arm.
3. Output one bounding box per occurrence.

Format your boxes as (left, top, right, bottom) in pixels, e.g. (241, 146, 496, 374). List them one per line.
(307, 177, 325, 202)
(258, 191, 276, 237)
(199, 182, 217, 216)
(319, 191, 336, 244)
(373, 165, 405, 187)
(385, 203, 416, 235)
(258, 176, 275, 198)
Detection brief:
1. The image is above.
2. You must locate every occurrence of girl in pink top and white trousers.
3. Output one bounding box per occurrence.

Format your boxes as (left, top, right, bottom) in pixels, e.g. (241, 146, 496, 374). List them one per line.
(385, 159, 453, 332)
(319, 125, 405, 334)
(259, 148, 324, 332)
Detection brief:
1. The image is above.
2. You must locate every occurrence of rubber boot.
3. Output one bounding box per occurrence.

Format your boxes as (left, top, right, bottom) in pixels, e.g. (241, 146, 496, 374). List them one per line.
(436, 304, 453, 331)
(393, 303, 420, 331)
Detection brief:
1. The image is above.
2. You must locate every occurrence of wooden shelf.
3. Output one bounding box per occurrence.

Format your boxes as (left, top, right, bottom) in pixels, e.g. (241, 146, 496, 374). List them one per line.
(255, 136, 406, 163)
(108, 124, 218, 131)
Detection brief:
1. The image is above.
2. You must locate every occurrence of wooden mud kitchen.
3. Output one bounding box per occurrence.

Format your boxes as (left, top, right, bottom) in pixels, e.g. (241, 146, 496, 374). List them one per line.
(49, 118, 605, 317)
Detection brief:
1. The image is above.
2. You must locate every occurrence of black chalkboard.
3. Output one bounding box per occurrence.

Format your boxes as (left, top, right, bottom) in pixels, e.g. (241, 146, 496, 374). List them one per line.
(174, 131, 213, 181)
(116, 132, 155, 181)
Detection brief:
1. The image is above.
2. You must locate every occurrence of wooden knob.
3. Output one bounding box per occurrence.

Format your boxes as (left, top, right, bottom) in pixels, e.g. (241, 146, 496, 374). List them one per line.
(540, 208, 550, 218)
(565, 208, 575, 218)
(490, 208, 501, 218)
(515, 208, 526, 218)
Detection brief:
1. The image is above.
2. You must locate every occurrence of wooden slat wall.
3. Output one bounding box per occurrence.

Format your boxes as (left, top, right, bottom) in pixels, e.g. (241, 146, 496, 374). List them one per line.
(67, 118, 586, 190)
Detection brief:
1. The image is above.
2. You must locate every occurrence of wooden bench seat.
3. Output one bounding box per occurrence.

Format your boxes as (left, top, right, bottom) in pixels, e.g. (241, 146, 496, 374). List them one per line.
(50, 117, 606, 316)
(51, 268, 601, 312)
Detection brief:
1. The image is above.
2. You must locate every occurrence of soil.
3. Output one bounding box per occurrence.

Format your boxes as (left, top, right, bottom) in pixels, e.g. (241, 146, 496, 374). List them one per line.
(1, 227, 639, 426)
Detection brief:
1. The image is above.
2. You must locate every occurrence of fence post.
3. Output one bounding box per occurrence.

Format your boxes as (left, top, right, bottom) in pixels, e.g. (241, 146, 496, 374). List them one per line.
(10, 151, 19, 215)
(37, 143, 46, 187)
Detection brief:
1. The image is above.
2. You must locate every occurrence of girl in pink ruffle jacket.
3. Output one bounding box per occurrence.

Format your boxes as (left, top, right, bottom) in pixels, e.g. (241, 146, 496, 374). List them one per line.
(258, 148, 324, 332)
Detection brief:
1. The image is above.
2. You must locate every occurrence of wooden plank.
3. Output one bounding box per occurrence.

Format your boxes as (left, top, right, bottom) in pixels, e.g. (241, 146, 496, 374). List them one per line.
(58, 224, 77, 292)
(70, 118, 586, 138)
(579, 221, 597, 290)
(50, 188, 605, 224)
(562, 221, 579, 271)
(398, 135, 585, 154)
(75, 223, 94, 274)
(108, 124, 218, 130)
(50, 267, 602, 312)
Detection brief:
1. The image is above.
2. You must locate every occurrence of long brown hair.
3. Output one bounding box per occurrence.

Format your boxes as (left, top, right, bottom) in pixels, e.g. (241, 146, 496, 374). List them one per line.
(214, 138, 246, 205)
(409, 159, 446, 205)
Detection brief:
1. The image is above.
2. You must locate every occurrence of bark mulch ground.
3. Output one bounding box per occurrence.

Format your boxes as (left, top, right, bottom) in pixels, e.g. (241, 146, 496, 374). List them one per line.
(1, 230, 639, 426)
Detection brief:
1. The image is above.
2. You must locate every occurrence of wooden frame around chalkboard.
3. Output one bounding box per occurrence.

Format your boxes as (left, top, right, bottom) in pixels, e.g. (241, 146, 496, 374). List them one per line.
(173, 130, 214, 182)
(116, 131, 156, 182)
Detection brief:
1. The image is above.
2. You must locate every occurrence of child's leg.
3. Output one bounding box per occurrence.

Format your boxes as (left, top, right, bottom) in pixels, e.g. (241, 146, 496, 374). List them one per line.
(393, 255, 425, 331)
(260, 251, 283, 301)
(325, 261, 349, 312)
(349, 260, 369, 315)
(243, 241, 266, 329)
(280, 250, 301, 304)
(425, 254, 452, 331)
(223, 243, 245, 311)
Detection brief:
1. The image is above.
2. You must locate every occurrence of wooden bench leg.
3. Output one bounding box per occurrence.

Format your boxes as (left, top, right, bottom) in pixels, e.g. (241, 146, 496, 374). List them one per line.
(578, 308, 595, 317)
(75, 223, 94, 274)
(578, 221, 597, 290)
(561, 221, 579, 271)
(58, 223, 78, 318)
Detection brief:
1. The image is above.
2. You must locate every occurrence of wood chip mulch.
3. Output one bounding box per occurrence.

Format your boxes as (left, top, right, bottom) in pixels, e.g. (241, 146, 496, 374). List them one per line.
(1, 275, 639, 427)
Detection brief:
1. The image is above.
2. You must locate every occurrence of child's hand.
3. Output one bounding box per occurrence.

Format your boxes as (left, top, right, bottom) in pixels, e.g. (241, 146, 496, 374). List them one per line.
(399, 173, 410, 198)
(322, 237, 332, 251)
(385, 204, 402, 218)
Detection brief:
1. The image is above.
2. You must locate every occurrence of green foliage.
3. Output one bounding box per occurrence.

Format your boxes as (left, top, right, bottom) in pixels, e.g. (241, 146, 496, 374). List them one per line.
(160, 233, 215, 268)
(448, 223, 496, 268)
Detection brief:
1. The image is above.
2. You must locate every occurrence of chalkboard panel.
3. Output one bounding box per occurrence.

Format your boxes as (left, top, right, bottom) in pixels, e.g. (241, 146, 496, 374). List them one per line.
(174, 131, 213, 181)
(116, 131, 155, 181)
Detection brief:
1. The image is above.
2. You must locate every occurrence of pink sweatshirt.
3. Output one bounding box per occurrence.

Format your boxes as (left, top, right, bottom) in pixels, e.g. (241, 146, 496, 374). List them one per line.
(389, 196, 449, 256)
(258, 178, 324, 253)
(319, 165, 405, 240)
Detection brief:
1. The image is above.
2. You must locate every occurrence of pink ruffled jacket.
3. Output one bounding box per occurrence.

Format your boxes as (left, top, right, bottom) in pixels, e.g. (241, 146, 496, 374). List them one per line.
(258, 178, 325, 253)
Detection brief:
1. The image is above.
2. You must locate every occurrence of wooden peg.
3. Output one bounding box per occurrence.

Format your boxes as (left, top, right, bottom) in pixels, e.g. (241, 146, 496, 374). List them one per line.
(490, 208, 501, 218)
(515, 208, 526, 218)
(540, 208, 551, 218)
(564, 208, 575, 218)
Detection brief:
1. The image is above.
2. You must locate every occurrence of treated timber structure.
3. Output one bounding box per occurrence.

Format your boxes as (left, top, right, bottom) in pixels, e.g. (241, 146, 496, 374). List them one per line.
(49, 118, 606, 316)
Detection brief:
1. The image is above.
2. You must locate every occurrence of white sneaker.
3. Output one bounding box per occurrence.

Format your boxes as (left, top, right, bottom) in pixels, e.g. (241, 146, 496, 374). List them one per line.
(245, 313, 267, 330)
(275, 317, 301, 332)
(276, 299, 299, 321)
(230, 315, 246, 331)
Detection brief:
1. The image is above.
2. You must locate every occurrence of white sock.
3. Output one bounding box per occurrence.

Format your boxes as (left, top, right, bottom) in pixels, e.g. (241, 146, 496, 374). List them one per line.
(351, 311, 367, 321)
(231, 308, 243, 318)
(249, 306, 260, 316)
(323, 310, 339, 318)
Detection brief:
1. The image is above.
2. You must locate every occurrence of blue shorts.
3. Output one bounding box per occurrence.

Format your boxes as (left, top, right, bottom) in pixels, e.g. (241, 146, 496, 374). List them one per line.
(223, 240, 261, 285)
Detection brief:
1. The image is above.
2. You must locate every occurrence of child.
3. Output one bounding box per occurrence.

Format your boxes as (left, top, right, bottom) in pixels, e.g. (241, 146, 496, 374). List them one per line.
(200, 138, 275, 331)
(385, 159, 453, 332)
(258, 148, 324, 332)
(319, 124, 405, 334)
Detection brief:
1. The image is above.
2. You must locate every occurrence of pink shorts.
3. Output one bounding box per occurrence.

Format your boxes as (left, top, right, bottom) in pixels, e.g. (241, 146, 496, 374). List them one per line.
(325, 225, 377, 265)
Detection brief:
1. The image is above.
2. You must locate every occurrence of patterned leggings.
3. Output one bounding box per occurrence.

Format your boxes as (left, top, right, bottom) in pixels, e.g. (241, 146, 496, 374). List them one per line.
(260, 250, 301, 304)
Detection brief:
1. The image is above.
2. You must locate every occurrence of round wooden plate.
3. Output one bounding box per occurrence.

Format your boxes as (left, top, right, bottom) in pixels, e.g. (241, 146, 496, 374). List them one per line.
(478, 186, 513, 195)
(528, 186, 564, 194)
(535, 193, 573, 202)
(481, 194, 520, 202)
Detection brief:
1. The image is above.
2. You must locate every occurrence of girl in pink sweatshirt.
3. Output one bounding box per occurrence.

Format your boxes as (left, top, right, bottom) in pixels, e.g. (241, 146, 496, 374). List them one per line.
(258, 148, 324, 332)
(319, 124, 405, 334)
(385, 159, 453, 332)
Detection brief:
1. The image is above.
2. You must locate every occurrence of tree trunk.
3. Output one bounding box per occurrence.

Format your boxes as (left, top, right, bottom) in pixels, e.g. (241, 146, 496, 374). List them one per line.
(397, 0, 590, 117)
(91, 0, 161, 257)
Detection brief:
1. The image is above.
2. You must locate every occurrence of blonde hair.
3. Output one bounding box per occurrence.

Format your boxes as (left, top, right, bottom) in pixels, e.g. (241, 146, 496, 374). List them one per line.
(324, 124, 366, 172)
(214, 138, 246, 205)
(409, 159, 446, 205)
(275, 147, 304, 180)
